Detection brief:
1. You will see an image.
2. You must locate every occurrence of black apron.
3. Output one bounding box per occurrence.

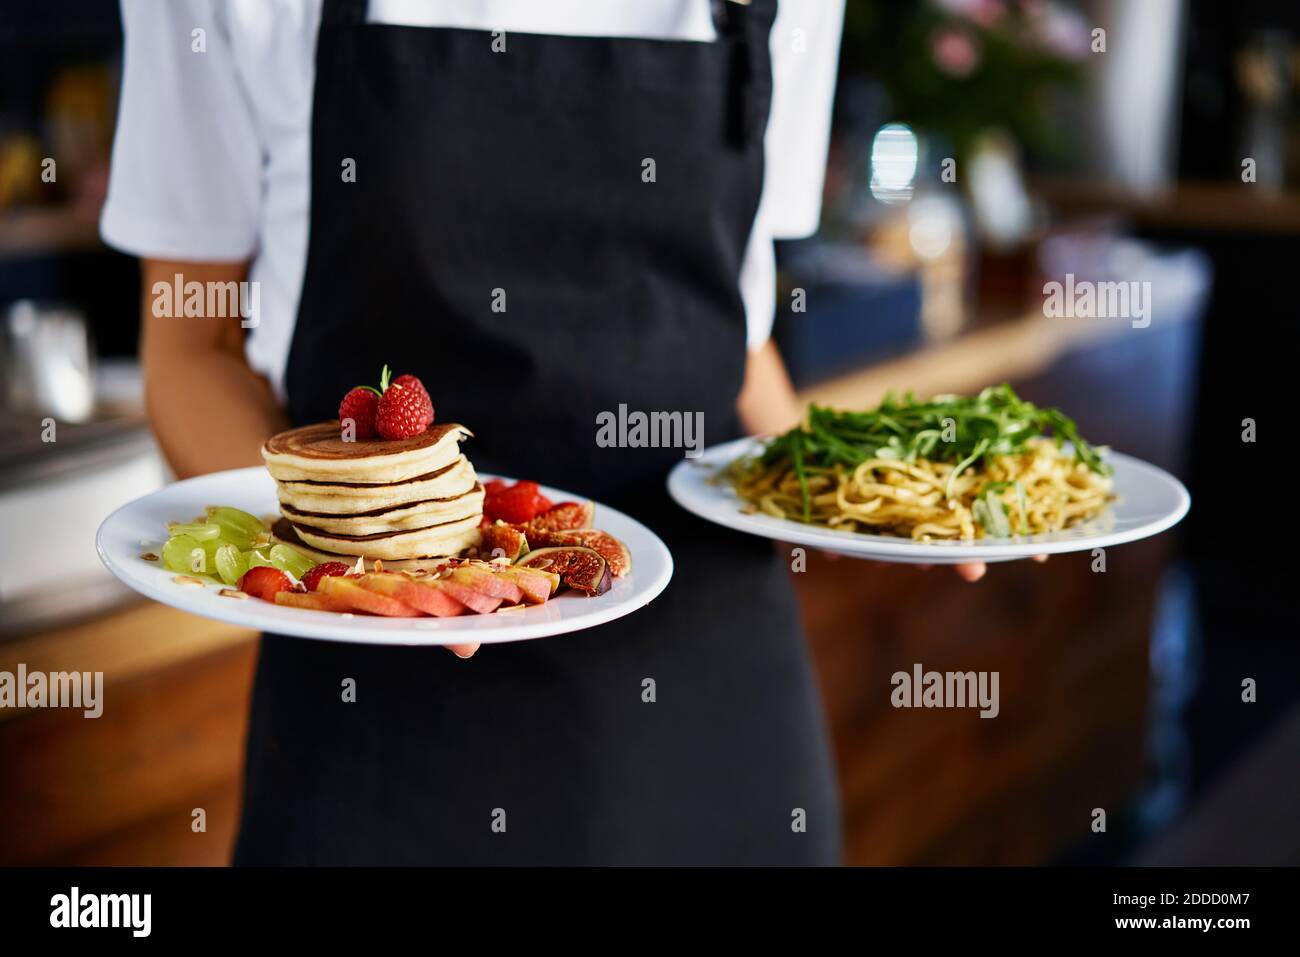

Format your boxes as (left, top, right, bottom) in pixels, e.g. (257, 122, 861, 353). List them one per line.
(234, 0, 840, 865)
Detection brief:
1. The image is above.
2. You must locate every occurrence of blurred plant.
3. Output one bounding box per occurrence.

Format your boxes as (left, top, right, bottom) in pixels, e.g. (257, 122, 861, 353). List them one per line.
(842, 0, 1089, 162)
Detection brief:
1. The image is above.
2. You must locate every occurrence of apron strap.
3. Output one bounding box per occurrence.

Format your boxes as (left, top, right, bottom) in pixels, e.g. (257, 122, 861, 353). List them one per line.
(321, 0, 366, 26)
(717, 0, 775, 148)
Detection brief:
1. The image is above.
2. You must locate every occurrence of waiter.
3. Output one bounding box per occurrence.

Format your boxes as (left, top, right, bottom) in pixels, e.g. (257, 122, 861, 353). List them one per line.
(104, 0, 974, 865)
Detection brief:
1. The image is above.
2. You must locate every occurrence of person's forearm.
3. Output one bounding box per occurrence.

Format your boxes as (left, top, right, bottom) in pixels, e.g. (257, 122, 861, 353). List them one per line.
(736, 338, 803, 436)
(140, 260, 288, 479)
(145, 349, 287, 478)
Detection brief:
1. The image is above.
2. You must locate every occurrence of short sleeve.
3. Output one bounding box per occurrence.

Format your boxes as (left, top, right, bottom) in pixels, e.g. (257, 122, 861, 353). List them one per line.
(763, 0, 844, 239)
(100, 0, 262, 261)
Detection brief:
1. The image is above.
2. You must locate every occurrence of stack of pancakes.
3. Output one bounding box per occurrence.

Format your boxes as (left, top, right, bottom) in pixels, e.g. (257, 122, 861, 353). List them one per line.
(263, 421, 483, 567)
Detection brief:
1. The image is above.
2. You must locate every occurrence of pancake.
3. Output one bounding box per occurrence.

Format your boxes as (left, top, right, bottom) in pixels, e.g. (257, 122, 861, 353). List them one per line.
(265, 419, 485, 562)
(270, 520, 457, 571)
(291, 513, 483, 560)
(274, 456, 479, 512)
(263, 421, 472, 484)
(280, 483, 485, 536)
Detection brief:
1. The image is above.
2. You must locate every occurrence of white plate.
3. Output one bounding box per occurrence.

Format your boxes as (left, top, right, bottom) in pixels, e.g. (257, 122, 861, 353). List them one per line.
(667, 437, 1189, 564)
(96, 467, 672, 646)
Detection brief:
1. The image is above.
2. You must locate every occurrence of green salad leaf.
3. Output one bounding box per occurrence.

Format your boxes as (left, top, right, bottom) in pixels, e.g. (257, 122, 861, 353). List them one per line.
(754, 384, 1110, 522)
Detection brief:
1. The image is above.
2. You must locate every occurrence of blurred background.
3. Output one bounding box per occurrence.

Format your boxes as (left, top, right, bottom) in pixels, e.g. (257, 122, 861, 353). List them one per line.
(1, 0, 1295, 865)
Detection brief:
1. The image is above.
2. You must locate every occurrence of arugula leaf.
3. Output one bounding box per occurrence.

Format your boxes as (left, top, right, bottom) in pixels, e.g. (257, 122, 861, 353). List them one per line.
(752, 384, 1110, 520)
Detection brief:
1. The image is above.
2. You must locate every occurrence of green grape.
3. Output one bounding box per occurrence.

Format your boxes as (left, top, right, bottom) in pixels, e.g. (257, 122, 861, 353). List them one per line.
(162, 534, 199, 573)
(269, 544, 315, 579)
(215, 543, 250, 586)
(244, 549, 276, 570)
(205, 506, 265, 549)
(168, 522, 222, 542)
(161, 534, 220, 577)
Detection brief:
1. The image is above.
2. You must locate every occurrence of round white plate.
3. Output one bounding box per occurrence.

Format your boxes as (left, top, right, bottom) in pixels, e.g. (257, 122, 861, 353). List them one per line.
(667, 437, 1189, 564)
(97, 467, 672, 646)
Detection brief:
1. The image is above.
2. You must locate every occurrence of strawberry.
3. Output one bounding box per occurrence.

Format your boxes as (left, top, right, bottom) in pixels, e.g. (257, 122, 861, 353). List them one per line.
(239, 566, 293, 603)
(338, 386, 380, 439)
(376, 366, 435, 440)
(301, 561, 352, 592)
(484, 479, 554, 524)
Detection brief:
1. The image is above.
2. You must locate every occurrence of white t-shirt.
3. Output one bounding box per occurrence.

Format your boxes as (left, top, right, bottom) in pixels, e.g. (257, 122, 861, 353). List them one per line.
(101, 0, 843, 399)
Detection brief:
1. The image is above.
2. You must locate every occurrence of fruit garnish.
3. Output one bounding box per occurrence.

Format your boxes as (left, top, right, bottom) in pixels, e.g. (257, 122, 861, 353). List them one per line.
(245, 549, 276, 571)
(214, 543, 250, 586)
(526, 528, 631, 577)
(493, 565, 558, 603)
(301, 561, 351, 592)
(429, 577, 503, 614)
(375, 365, 435, 440)
(446, 565, 523, 603)
(483, 479, 554, 524)
(275, 591, 353, 613)
(391, 372, 433, 426)
(162, 534, 214, 577)
(522, 500, 594, 532)
(317, 574, 423, 616)
(167, 522, 222, 541)
(515, 546, 611, 596)
(238, 566, 294, 603)
(268, 543, 316, 579)
(205, 506, 265, 548)
(338, 386, 381, 439)
(479, 523, 529, 562)
(355, 573, 468, 617)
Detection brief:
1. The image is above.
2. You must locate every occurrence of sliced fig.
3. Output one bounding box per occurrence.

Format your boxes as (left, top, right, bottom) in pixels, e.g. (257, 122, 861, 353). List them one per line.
(479, 523, 529, 562)
(515, 546, 610, 596)
(526, 528, 631, 577)
(524, 501, 594, 533)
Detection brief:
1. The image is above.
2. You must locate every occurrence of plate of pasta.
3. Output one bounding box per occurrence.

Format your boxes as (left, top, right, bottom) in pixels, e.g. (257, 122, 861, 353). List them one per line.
(667, 385, 1189, 563)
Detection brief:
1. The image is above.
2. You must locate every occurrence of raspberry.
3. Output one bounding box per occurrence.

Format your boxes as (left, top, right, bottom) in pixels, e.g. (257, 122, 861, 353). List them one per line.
(301, 561, 351, 592)
(392, 373, 434, 429)
(238, 566, 293, 603)
(338, 387, 380, 439)
(376, 372, 434, 440)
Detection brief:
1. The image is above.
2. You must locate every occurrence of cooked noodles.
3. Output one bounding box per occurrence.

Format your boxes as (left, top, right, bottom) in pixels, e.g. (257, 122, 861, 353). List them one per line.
(726, 385, 1114, 541)
(731, 438, 1112, 540)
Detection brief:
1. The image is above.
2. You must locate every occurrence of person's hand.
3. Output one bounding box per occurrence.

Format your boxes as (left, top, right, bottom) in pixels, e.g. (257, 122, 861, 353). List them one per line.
(447, 642, 480, 659)
(923, 554, 1049, 582)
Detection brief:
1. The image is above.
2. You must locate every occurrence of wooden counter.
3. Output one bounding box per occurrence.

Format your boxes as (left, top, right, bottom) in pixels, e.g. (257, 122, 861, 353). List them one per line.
(0, 306, 1188, 864)
(0, 604, 257, 865)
